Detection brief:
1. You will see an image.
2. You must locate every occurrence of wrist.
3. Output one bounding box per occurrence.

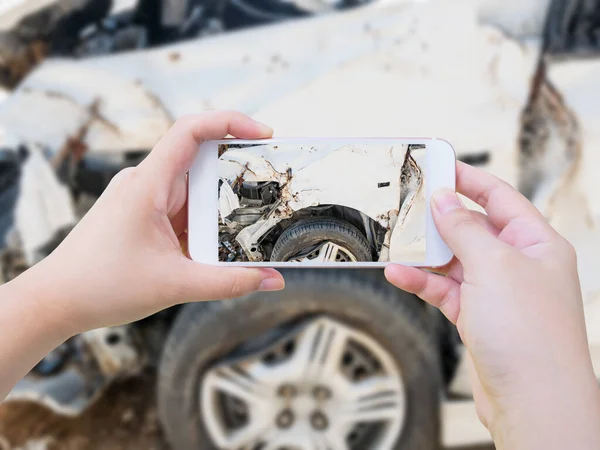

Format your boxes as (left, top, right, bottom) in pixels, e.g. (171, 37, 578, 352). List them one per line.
(5, 258, 77, 342)
(0, 260, 76, 399)
(491, 367, 600, 450)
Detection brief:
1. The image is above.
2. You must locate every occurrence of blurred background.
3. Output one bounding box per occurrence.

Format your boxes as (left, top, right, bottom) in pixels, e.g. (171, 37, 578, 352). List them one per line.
(1, 0, 600, 449)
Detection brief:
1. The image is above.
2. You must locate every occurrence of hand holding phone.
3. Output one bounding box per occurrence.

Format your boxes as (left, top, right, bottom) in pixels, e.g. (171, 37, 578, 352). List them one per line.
(189, 138, 456, 267)
(386, 163, 600, 449)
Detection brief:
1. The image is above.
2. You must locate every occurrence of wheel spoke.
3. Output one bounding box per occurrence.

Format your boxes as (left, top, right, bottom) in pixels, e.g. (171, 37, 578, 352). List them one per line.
(338, 376, 404, 425)
(310, 432, 332, 450)
(202, 365, 277, 448)
(322, 431, 350, 450)
(262, 429, 313, 450)
(208, 365, 272, 403)
(286, 318, 349, 381)
(315, 242, 340, 262)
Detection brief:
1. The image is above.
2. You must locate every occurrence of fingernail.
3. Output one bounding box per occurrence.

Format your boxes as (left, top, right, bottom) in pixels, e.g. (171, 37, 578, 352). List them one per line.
(255, 120, 274, 135)
(431, 188, 462, 214)
(259, 277, 285, 292)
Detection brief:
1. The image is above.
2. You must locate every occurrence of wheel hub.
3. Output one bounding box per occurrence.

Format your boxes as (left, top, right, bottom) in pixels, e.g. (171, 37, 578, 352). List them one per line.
(310, 411, 329, 431)
(275, 409, 295, 429)
(275, 384, 332, 431)
(201, 316, 406, 449)
(290, 241, 358, 262)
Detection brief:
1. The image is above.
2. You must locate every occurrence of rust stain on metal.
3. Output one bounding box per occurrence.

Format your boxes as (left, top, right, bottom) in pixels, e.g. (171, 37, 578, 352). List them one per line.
(518, 60, 582, 202)
(0, 40, 48, 89)
(138, 84, 174, 123)
(51, 99, 121, 169)
(218, 144, 229, 157)
(243, 162, 257, 177)
(90, 100, 121, 136)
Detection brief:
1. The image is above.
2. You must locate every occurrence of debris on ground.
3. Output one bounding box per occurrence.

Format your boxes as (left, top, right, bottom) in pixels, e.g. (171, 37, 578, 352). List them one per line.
(0, 372, 169, 450)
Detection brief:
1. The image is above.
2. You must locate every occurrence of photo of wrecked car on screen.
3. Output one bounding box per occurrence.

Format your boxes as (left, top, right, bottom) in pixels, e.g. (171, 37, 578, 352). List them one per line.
(217, 141, 426, 263)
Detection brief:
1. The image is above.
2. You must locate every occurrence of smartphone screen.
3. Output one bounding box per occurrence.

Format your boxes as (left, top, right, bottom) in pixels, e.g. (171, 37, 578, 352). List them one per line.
(217, 140, 428, 264)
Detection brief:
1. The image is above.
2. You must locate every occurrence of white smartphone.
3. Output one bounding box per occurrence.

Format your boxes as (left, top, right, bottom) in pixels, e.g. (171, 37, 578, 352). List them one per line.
(188, 138, 455, 268)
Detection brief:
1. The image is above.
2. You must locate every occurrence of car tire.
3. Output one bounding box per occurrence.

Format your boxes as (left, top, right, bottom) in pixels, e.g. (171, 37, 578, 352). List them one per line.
(158, 269, 441, 450)
(271, 217, 372, 261)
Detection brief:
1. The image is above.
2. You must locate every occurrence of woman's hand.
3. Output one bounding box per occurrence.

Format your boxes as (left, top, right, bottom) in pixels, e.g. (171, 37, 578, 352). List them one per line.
(0, 111, 284, 399)
(38, 111, 285, 333)
(386, 162, 600, 449)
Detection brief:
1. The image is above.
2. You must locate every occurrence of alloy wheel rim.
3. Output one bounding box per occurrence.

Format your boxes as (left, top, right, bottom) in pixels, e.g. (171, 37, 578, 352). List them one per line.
(201, 316, 406, 449)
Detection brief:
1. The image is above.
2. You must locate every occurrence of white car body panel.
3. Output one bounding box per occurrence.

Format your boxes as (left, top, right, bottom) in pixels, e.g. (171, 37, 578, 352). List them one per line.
(220, 142, 408, 227)
(219, 142, 427, 261)
(0, 0, 57, 31)
(3, 0, 600, 446)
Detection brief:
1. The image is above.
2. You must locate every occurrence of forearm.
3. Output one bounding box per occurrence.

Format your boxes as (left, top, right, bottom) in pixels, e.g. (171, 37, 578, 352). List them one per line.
(0, 263, 73, 400)
(492, 366, 600, 450)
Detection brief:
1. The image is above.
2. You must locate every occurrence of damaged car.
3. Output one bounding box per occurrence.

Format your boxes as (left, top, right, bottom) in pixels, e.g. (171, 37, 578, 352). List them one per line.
(3, 0, 600, 449)
(0, 0, 374, 89)
(218, 142, 426, 262)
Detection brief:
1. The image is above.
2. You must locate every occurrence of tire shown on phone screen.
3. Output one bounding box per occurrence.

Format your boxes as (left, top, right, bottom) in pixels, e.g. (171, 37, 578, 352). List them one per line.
(158, 269, 441, 450)
(271, 218, 372, 262)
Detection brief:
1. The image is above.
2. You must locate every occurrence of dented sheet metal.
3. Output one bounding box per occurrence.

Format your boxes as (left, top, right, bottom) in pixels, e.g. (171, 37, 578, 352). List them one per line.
(0, 62, 172, 155)
(5, 325, 145, 416)
(15, 148, 75, 265)
(0, 0, 57, 31)
(388, 147, 426, 261)
(219, 142, 425, 261)
(220, 142, 409, 227)
(249, 0, 538, 192)
(0, 0, 537, 160)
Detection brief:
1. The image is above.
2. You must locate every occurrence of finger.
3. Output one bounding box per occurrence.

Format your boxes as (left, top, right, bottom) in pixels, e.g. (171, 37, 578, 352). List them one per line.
(456, 161, 545, 229)
(385, 264, 461, 323)
(139, 111, 273, 184)
(431, 188, 503, 265)
(438, 210, 501, 282)
(173, 260, 285, 302)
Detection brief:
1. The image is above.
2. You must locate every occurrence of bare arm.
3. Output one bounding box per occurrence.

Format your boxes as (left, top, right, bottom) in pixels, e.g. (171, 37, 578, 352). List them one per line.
(0, 111, 284, 400)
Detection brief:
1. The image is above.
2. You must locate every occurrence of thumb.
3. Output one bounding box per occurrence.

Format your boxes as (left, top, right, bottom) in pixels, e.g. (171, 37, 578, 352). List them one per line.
(172, 260, 285, 302)
(431, 188, 500, 265)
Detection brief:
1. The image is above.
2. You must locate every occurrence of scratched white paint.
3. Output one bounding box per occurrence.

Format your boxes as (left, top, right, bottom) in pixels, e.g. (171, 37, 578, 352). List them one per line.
(219, 142, 408, 227)
(0, 0, 57, 30)
(219, 142, 427, 261)
(0, 63, 172, 154)
(389, 147, 426, 262)
(0, 0, 537, 165)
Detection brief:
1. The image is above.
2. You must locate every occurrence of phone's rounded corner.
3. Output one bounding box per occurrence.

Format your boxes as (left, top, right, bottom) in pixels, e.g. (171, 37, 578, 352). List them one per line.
(430, 251, 454, 269)
(434, 138, 457, 159)
(186, 243, 202, 264)
(199, 139, 217, 152)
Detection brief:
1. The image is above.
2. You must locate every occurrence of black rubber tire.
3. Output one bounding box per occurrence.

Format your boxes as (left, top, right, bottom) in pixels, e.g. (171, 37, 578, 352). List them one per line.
(271, 218, 372, 262)
(158, 269, 441, 450)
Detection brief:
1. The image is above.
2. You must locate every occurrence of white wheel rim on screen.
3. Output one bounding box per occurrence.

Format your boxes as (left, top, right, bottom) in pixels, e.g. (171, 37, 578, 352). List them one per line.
(290, 242, 358, 263)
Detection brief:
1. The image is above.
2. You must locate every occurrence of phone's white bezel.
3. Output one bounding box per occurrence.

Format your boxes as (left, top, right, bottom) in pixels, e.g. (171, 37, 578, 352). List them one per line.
(188, 137, 455, 268)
